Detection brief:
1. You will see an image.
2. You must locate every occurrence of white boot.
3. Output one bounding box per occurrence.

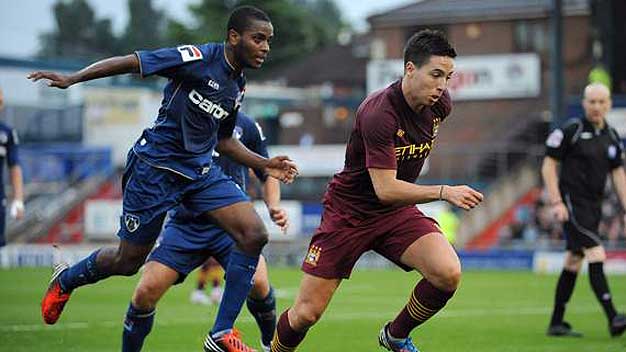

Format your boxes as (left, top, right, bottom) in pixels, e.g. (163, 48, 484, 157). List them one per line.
(209, 286, 224, 305)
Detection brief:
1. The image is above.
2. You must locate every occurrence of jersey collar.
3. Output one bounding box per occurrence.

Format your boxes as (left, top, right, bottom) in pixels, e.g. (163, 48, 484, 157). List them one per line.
(221, 43, 244, 78)
(582, 116, 608, 135)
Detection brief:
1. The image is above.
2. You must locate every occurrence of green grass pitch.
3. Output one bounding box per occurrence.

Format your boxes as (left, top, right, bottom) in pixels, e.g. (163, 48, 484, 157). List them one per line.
(1, 267, 625, 351)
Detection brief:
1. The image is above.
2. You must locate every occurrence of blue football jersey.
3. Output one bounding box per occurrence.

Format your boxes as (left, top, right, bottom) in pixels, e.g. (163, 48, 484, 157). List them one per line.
(133, 42, 245, 180)
(169, 111, 269, 222)
(214, 111, 269, 189)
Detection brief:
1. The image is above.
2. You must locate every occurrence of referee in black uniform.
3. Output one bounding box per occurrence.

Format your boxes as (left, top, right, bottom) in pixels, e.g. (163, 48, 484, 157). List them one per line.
(542, 83, 626, 337)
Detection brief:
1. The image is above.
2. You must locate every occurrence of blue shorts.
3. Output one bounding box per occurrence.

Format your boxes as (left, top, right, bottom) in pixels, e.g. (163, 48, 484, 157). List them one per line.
(117, 151, 249, 245)
(148, 217, 235, 283)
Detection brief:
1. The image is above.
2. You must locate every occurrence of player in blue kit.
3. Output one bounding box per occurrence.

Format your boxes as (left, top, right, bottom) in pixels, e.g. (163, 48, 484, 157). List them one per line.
(28, 6, 297, 352)
(123, 111, 287, 352)
(0, 87, 25, 247)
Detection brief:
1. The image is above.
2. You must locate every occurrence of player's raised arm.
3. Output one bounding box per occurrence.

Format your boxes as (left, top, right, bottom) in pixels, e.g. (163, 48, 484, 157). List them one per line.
(27, 54, 140, 89)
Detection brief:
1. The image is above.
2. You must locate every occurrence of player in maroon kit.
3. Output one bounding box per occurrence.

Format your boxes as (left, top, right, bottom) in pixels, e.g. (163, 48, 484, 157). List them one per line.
(270, 30, 483, 352)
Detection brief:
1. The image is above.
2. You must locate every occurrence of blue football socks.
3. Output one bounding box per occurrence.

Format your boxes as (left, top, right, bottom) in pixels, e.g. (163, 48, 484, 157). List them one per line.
(246, 286, 277, 346)
(211, 249, 259, 335)
(59, 250, 109, 292)
(122, 303, 155, 352)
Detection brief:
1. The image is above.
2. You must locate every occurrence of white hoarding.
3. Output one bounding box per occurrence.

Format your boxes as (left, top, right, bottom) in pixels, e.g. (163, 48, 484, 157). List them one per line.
(367, 54, 541, 100)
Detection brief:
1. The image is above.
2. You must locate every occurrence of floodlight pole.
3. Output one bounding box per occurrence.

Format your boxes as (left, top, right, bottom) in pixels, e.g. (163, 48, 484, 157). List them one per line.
(550, 0, 564, 127)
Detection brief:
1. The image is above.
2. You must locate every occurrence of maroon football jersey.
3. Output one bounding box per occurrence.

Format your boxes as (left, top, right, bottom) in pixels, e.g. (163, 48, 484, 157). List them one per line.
(324, 80, 452, 219)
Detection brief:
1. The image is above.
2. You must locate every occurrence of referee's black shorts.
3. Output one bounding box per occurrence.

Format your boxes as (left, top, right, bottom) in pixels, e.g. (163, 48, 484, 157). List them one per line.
(562, 194, 603, 253)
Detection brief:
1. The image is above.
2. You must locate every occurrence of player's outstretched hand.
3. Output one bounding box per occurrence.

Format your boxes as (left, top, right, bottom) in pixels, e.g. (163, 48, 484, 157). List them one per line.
(9, 199, 24, 220)
(442, 185, 483, 211)
(27, 71, 75, 89)
(265, 156, 298, 184)
(552, 202, 569, 222)
(269, 206, 289, 233)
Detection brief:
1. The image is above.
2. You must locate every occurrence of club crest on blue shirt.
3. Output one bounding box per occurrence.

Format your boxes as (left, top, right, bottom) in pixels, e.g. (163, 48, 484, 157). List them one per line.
(124, 214, 141, 233)
(233, 126, 243, 140)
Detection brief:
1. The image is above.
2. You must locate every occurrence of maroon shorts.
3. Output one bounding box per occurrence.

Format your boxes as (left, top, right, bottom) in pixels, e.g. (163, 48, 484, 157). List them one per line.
(301, 206, 441, 279)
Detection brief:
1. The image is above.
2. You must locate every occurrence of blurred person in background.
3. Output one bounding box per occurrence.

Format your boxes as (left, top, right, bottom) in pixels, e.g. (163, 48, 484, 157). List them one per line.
(436, 203, 459, 246)
(0, 87, 25, 248)
(28, 6, 298, 352)
(191, 257, 225, 305)
(542, 83, 626, 338)
(271, 30, 483, 352)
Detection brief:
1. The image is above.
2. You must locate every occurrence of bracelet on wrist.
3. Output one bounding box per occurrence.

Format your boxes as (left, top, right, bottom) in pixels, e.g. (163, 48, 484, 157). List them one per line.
(439, 185, 445, 201)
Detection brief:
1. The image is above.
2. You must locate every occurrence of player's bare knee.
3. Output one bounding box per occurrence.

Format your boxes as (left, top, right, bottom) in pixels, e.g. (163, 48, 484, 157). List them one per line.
(292, 303, 322, 329)
(564, 259, 583, 272)
(132, 284, 159, 309)
(564, 252, 584, 271)
(250, 278, 270, 299)
(237, 223, 269, 254)
(431, 264, 462, 291)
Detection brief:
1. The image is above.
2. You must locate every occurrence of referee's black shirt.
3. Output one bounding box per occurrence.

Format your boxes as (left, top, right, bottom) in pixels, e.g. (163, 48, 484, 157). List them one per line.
(545, 117, 624, 203)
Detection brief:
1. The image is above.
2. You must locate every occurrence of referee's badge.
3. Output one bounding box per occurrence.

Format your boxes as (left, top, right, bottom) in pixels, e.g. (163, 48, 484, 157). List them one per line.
(546, 129, 564, 148)
(608, 145, 617, 159)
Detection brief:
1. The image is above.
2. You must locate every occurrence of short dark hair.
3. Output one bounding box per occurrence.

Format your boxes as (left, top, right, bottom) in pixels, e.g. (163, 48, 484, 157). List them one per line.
(404, 29, 456, 68)
(227, 6, 271, 35)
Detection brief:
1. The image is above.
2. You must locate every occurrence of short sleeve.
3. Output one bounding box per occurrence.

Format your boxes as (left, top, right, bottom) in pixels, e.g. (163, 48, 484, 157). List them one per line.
(361, 109, 397, 170)
(608, 128, 624, 169)
(545, 120, 578, 160)
(135, 44, 203, 79)
(6, 128, 19, 167)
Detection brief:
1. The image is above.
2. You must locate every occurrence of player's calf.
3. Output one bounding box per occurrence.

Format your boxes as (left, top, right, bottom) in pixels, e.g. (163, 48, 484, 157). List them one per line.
(247, 286, 276, 349)
(122, 303, 156, 352)
(387, 279, 455, 339)
(270, 310, 307, 352)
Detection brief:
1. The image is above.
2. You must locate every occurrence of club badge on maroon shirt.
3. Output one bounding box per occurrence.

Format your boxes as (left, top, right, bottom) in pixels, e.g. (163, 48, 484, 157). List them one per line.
(324, 80, 452, 219)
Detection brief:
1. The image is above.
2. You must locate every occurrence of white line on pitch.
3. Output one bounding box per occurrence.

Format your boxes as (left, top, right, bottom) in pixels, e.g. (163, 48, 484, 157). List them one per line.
(0, 305, 604, 333)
